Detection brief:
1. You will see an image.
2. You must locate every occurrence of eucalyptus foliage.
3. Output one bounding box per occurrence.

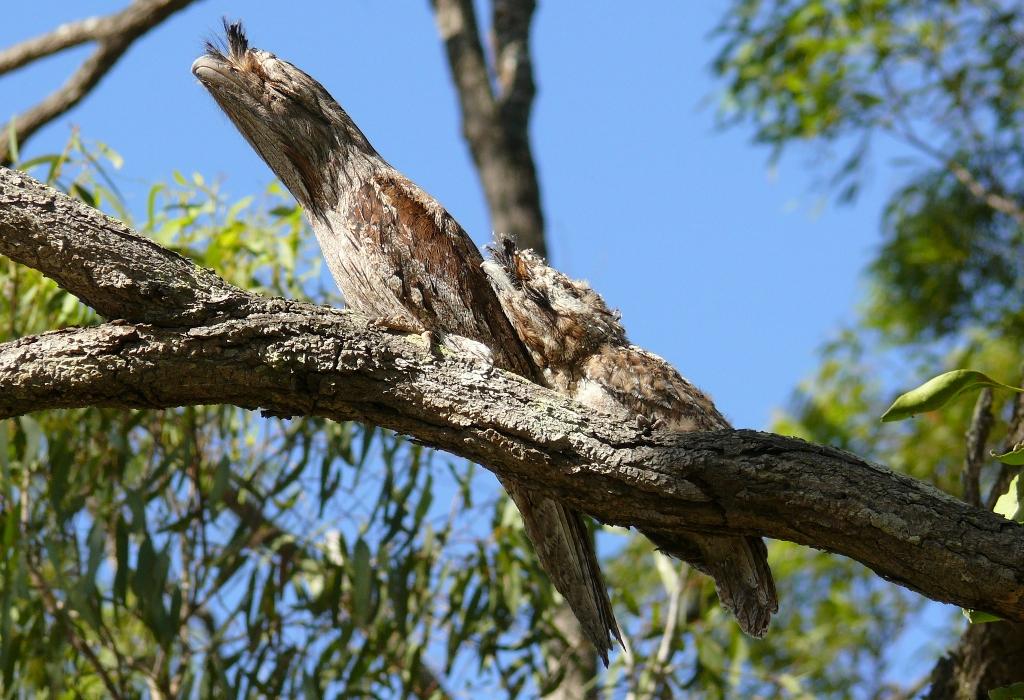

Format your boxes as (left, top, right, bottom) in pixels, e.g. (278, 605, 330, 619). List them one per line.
(716, 0, 1024, 693)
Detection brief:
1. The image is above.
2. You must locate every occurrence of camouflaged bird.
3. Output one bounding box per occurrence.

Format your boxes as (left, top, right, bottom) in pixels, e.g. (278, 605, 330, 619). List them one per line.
(483, 238, 778, 637)
(192, 21, 621, 661)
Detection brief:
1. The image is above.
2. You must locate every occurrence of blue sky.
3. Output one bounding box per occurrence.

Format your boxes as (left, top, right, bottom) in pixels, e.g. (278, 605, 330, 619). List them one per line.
(1, 1, 903, 431)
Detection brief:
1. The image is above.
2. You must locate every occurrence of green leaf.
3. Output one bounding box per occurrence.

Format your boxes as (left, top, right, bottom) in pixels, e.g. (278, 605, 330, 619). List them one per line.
(880, 370, 1023, 422)
(16, 154, 61, 174)
(6, 124, 19, 165)
(412, 474, 433, 528)
(69, 183, 95, 208)
(209, 455, 231, 504)
(17, 416, 43, 461)
(991, 446, 1024, 466)
(85, 519, 105, 583)
(226, 195, 253, 222)
(146, 183, 166, 229)
(963, 608, 1003, 624)
(990, 682, 1024, 700)
(113, 516, 129, 604)
(993, 475, 1023, 522)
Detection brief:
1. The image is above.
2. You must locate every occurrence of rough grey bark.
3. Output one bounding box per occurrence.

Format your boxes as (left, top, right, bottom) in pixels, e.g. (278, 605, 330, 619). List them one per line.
(429, 0, 546, 256)
(962, 388, 993, 508)
(4, 312, 1024, 623)
(3, 168, 1024, 627)
(0, 0, 199, 165)
(926, 622, 1024, 700)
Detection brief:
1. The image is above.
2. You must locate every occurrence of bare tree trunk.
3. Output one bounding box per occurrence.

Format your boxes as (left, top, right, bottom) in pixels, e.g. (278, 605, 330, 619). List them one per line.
(926, 622, 1024, 699)
(429, 0, 547, 256)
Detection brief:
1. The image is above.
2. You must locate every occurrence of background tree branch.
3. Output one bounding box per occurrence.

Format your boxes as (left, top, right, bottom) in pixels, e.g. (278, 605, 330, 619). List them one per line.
(429, 0, 546, 255)
(0, 0, 198, 166)
(2, 168, 1024, 630)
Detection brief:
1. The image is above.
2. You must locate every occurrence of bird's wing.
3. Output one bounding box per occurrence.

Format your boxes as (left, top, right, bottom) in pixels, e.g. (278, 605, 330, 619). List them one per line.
(349, 170, 538, 378)
(351, 171, 622, 657)
(501, 478, 622, 664)
(581, 345, 731, 431)
(580, 345, 779, 636)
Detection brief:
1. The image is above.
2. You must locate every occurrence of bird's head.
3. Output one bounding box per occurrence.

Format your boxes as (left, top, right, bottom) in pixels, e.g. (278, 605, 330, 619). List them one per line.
(192, 20, 376, 216)
(484, 238, 626, 366)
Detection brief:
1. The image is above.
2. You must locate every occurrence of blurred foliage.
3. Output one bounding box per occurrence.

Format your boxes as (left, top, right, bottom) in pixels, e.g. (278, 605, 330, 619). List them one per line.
(715, 0, 1024, 203)
(716, 0, 1024, 696)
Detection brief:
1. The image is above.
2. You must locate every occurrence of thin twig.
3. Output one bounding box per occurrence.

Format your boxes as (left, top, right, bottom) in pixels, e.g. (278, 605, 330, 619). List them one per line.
(878, 65, 1024, 228)
(650, 565, 688, 697)
(963, 387, 993, 507)
(947, 162, 1024, 228)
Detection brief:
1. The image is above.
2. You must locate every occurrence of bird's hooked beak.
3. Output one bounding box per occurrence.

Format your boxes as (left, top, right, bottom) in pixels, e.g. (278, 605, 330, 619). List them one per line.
(191, 19, 249, 86)
(190, 54, 226, 86)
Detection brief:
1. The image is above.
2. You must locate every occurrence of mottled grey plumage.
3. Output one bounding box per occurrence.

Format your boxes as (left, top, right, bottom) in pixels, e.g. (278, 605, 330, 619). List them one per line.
(192, 21, 620, 661)
(483, 238, 778, 637)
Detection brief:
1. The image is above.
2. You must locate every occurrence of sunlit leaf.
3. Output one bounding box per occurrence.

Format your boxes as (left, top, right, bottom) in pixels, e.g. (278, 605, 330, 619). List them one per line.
(963, 608, 1003, 624)
(881, 370, 1022, 422)
(993, 476, 1023, 523)
(991, 447, 1024, 466)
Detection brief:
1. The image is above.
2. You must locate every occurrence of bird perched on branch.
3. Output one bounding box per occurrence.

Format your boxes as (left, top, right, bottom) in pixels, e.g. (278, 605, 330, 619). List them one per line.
(191, 21, 621, 660)
(484, 238, 778, 637)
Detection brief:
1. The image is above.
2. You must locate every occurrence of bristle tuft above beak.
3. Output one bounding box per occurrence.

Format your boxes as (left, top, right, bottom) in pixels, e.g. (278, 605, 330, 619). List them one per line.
(224, 18, 249, 59)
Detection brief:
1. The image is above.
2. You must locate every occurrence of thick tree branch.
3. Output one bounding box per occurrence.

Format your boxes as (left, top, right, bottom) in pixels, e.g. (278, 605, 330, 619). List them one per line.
(429, 0, 546, 254)
(0, 0, 198, 166)
(3, 315, 1024, 622)
(3, 167, 1024, 625)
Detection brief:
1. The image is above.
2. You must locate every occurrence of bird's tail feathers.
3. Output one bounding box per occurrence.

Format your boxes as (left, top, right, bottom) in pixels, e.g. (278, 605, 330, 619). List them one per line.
(647, 529, 777, 637)
(695, 534, 778, 637)
(501, 479, 622, 664)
